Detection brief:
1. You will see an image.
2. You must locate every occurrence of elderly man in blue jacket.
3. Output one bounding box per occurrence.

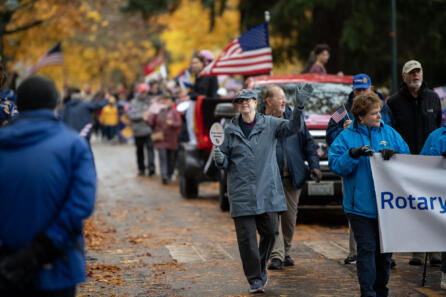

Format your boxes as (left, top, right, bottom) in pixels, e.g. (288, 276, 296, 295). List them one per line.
(259, 84, 322, 270)
(0, 76, 96, 296)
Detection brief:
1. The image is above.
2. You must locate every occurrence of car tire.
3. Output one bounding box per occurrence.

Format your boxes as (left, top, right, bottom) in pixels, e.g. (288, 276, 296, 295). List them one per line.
(219, 170, 229, 211)
(179, 174, 198, 199)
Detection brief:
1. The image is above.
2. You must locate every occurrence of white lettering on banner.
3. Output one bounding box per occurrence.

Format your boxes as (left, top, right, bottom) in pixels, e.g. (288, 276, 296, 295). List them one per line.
(370, 154, 446, 253)
(380, 192, 446, 213)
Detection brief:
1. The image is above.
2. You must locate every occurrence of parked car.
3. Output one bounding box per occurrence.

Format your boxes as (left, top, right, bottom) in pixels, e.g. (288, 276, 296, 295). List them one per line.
(178, 73, 353, 212)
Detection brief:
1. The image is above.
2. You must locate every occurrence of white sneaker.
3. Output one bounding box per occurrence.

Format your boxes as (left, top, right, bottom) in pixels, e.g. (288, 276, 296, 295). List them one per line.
(441, 272, 446, 289)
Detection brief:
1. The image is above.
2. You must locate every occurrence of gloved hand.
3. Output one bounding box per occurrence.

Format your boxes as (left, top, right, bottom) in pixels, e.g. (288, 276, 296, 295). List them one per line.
(213, 146, 225, 165)
(0, 232, 62, 289)
(442, 151, 446, 158)
(294, 83, 313, 109)
(379, 149, 397, 161)
(349, 145, 373, 158)
(310, 168, 323, 183)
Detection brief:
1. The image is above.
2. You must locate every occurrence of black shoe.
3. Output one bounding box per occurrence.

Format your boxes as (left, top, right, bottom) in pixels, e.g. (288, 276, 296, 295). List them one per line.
(409, 257, 423, 266)
(344, 255, 357, 264)
(162, 178, 168, 185)
(284, 255, 295, 266)
(138, 170, 145, 176)
(391, 259, 396, 269)
(148, 169, 155, 176)
(430, 255, 441, 267)
(267, 258, 283, 270)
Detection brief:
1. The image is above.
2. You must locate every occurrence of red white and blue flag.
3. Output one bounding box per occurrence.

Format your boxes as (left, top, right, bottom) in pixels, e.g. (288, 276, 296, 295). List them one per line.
(29, 42, 63, 75)
(200, 22, 272, 76)
(330, 105, 347, 123)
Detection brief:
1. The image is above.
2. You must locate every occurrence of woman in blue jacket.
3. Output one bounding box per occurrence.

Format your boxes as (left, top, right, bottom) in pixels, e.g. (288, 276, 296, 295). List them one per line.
(328, 92, 409, 297)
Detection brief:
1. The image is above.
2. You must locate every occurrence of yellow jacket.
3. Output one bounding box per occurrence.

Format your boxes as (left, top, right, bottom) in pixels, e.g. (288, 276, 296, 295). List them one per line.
(100, 105, 118, 126)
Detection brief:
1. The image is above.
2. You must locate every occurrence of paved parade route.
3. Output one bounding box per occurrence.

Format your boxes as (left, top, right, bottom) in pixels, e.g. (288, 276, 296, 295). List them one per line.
(77, 142, 446, 297)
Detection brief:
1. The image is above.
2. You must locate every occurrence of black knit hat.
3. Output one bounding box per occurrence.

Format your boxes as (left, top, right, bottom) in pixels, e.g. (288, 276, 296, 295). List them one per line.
(16, 75, 59, 111)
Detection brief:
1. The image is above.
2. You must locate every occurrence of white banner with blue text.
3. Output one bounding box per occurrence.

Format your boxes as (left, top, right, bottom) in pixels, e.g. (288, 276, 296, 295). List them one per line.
(370, 154, 446, 253)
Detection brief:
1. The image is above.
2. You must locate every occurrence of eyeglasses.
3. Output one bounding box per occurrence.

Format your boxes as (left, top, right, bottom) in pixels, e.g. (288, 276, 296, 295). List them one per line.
(235, 98, 253, 104)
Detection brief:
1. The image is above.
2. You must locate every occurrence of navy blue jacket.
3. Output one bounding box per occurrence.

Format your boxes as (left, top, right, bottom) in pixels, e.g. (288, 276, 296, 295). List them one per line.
(0, 110, 96, 290)
(260, 106, 320, 189)
(326, 91, 393, 146)
(62, 98, 107, 134)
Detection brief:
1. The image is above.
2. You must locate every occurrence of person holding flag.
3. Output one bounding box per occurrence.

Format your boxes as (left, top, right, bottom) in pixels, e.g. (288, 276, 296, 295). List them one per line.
(328, 92, 409, 297)
(213, 84, 312, 294)
(325, 73, 393, 266)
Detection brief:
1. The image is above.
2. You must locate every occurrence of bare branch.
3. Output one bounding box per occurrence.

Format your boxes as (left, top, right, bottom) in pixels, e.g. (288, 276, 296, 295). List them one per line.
(4, 19, 43, 35)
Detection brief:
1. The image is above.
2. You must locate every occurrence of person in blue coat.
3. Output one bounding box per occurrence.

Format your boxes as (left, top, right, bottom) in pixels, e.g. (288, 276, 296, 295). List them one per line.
(258, 85, 322, 270)
(422, 125, 446, 290)
(326, 73, 393, 266)
(328, 92, 409, 297)
(213, 86, 312, 294)
(0, 76, 96, 296)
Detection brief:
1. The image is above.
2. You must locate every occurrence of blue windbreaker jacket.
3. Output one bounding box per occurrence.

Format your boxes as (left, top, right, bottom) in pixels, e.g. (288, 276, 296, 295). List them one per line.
(0, 109, 96, 290)
(420, 123, 446, 155)
(328, 120, 409, 218)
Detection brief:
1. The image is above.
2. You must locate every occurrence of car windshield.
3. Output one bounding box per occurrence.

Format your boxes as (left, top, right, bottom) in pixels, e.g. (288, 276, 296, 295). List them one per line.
(254, 82, 352, 115)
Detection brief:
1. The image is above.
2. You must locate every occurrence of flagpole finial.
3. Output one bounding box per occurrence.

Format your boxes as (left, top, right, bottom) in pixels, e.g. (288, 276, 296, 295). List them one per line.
(264, 11, 270, 23)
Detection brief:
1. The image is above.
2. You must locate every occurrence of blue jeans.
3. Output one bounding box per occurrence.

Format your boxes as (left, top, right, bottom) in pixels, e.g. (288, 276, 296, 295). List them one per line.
(347, 213, 392, 297)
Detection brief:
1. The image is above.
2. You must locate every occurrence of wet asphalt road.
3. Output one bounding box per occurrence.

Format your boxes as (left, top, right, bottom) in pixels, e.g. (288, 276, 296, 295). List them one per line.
(77, 141, 446, 297)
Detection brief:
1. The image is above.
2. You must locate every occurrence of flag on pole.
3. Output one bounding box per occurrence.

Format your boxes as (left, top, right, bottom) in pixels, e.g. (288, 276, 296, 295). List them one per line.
(330, 105, 348, 123)
(200, 22, 272, 76)
(143, 52, 166, 77)
(29, 42, 63, 75)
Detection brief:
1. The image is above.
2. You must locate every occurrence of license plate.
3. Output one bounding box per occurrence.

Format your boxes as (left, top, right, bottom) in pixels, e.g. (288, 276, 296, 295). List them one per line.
(307, 181, 334, 196)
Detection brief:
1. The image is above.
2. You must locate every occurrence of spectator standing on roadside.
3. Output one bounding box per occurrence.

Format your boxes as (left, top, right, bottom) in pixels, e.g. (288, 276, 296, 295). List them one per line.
(61, 88, 108, 144)
(387, 60, 442, 266)
(128, 83, 155, 176)
(213, 86, 311, 294)
(329, 92, 409, 297)
(99, 96, 119, 142)
(301, 44, 330, 74)
(258, 85, 322, 271)
(0, 75, 96, 297)
(326, 73, 393, 266)
(147, 94, 182, 185)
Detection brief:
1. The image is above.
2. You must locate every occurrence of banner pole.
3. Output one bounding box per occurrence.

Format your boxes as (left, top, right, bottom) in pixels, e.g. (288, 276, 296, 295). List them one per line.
(421, 252, 428, 286)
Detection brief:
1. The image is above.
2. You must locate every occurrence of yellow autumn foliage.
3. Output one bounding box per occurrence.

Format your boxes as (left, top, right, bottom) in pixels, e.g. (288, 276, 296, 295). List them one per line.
(159, 0, 240, 76)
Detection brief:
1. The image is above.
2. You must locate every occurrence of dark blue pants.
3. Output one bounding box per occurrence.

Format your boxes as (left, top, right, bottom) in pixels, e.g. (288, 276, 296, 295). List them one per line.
(103, 125, 117, 141)
(233, 212, 279, 285)
(347, 213, 392, 297)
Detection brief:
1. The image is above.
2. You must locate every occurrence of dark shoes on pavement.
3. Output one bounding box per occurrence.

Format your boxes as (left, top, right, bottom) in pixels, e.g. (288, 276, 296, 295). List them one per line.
(284, 255, 295, 266)
(391, 258, 396, 269)
(261, 270, 268, 287)
(249, 279, 264, 294)
(430, 255, 441, 267)
(409, 257, 423, 266)
(148, 169, 155, 176)
(344, 255, 357, 264)
(267, 258, 283, 270)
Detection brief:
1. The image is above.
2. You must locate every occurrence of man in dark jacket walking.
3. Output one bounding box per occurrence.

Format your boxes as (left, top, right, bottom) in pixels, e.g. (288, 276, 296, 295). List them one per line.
(0, 76, 96, 296)
(259, 85, 322, 270)
(387, 60, 442, 266)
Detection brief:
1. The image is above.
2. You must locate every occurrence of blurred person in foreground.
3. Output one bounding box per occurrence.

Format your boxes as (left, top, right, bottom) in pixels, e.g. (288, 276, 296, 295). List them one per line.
(0, 75, 96, 297)
(258, 84, 322, 270)
(146, 94, 182, 184)
(213, 86, 312, 294)
(329, 92, 409, 297)
(387, 60, 442, 266)
(326, 73, 393, 266)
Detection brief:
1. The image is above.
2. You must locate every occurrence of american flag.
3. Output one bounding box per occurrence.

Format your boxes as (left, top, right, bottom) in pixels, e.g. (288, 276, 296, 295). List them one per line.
(29, 42, 63, 75)
(200, 22, 272, 76)
(330, 105, 347, 123)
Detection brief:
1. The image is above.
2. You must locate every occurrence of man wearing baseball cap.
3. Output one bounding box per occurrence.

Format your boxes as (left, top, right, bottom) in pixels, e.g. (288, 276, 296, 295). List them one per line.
(387, 60, 442, 266)
(326, 73, 393, 267)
